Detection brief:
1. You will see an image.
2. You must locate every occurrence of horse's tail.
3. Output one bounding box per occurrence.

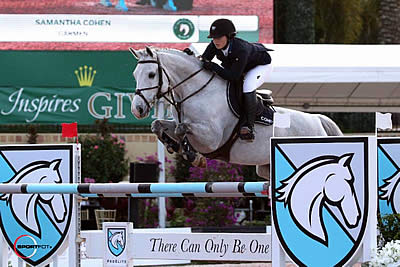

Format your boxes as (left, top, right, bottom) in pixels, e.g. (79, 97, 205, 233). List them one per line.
(318, 115, 343, 136)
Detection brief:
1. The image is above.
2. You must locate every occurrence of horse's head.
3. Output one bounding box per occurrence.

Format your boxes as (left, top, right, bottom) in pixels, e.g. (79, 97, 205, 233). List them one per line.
(129, 46, 170, 119)
(130, 47, 204, 120)
(323, 153, 361, 228)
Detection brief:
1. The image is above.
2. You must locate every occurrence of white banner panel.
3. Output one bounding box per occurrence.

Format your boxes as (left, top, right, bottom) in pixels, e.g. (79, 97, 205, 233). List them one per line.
(131, 232, 271, 261)
(0, 14, 199, 42)
(82, 229, 271, 262)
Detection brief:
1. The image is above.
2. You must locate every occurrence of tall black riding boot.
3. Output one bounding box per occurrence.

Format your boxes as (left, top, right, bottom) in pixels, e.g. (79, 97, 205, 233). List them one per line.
(240, 91, 257, 142)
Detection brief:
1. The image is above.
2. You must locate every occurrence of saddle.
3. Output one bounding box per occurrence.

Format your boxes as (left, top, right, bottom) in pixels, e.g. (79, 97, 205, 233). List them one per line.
(202, 82, 275, 162)
(227, 82, 275, 126)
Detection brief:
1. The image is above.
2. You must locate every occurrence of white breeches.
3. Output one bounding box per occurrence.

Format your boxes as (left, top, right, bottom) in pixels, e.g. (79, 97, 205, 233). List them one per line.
(243, 64, 273, 93)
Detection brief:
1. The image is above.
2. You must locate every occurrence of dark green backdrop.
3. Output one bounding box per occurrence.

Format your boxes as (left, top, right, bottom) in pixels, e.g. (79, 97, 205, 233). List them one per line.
(0, 51, 153, 125)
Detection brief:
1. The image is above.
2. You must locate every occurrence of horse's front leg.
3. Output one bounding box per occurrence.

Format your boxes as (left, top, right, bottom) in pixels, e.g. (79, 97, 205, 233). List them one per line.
(176, 122, 223, 153)
(151, 120, 181, 154)
(175, 122, 192, 137)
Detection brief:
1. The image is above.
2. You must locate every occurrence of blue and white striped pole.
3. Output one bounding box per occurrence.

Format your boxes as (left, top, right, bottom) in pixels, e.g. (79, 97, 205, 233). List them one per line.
(0, 182, 269, 196)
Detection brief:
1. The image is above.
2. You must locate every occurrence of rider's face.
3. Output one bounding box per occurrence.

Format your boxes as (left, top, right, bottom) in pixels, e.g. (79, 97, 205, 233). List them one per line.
(212, 35, 228, 49)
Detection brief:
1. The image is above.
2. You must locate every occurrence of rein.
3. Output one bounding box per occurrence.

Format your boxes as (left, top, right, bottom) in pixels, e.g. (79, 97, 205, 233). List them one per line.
(134, 56, 215, 122)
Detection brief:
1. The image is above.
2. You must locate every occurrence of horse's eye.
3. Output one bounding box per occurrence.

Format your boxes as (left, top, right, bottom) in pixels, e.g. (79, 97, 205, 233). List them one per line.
(148, 72, 156, 79)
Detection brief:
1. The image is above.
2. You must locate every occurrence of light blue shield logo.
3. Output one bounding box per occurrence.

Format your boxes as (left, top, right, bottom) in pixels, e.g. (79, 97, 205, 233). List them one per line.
(271, 137, 369, 267)
(0, 145, 73, 266)
(108, 228, 126, 257)
(378, 138, 400, 215)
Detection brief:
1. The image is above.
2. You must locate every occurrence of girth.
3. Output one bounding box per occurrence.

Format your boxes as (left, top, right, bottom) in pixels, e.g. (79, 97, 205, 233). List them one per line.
(202, 122, 241, 162)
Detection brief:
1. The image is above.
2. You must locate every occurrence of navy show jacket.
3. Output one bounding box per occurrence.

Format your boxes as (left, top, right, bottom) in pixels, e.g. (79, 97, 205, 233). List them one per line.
(202, 37, 272, 82)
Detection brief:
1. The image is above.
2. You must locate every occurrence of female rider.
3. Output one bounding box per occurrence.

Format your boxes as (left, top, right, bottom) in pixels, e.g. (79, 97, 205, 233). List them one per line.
(201, 18, 272, 142)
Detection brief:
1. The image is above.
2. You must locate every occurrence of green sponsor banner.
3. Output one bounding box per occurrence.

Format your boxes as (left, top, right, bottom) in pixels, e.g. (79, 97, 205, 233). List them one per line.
(0, 51, 136, 88)
(0, 86, 153, 125)
(0, 51, 157, 125)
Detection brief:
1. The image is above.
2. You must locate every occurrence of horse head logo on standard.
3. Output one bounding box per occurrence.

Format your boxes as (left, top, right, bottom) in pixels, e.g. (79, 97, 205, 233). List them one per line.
(0, 160, 67, 237)
(271, 137, 369, 267)
(107, 228, 126, 257)
(0, 146, 73, 266)
(276, 154, 360, 245)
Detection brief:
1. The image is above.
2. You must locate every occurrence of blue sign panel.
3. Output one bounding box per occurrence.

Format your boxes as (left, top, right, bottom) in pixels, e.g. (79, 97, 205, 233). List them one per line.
(0, 145, 74, 266)
(271, 137, 369, 267)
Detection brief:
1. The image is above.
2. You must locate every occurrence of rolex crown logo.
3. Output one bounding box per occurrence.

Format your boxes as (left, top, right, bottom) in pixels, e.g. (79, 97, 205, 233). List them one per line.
(75, 65, 97, 87)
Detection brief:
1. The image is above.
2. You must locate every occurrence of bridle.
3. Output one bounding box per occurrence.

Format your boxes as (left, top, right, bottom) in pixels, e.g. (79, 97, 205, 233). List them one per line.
(134, 56, 215, 122)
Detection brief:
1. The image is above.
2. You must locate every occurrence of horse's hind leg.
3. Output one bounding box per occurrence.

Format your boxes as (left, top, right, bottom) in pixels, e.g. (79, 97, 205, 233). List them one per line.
(151, 120, 181, 153)
(256, 164, 270, 180)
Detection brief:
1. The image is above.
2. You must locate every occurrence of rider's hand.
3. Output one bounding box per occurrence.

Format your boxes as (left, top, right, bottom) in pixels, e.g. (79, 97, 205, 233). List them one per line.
(202, 60, 214, 71)
(183, 48, 194, 55)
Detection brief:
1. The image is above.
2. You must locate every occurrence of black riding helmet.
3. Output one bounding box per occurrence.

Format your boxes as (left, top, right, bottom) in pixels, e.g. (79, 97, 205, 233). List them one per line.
(207, 18, 236, 39)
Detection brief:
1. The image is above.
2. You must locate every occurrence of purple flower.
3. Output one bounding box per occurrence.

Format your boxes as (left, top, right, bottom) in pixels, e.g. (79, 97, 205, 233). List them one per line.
(84, 177, 95, 183)
(168, 166, 176, 173)
(144, 200, 152, 207)
(228, 169, 237, 176)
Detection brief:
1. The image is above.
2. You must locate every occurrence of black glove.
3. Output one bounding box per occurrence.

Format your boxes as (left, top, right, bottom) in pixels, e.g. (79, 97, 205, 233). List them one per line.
(202, 60, 214, 71)
(183, 48, 194, 55)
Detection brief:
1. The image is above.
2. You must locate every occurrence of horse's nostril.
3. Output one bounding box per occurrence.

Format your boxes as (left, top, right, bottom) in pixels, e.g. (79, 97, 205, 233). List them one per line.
(138, 106, 143, 114)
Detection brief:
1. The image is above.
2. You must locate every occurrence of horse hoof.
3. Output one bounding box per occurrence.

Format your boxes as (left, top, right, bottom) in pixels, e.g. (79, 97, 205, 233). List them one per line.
(192, 154, 207, 168)
(166, 145, 175, 154)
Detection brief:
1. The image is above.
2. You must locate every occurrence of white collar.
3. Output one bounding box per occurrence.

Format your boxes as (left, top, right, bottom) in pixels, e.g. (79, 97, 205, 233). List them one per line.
(222, 42, 230, 56)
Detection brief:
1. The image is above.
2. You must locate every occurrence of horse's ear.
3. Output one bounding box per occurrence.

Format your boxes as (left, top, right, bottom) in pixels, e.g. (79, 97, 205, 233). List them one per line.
(338, 153, 354, 167)
(50, 159, 62, 171)
(145, 46, 154, 58)
(129, 48, 139, 60)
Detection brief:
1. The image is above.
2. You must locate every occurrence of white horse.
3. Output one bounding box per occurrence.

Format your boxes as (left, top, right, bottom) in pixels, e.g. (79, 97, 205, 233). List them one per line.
(0, 159, 67, 237)
(380, 171, 400, 214)
(276, 153, 360, 246)
(129, 47, 343, 179)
